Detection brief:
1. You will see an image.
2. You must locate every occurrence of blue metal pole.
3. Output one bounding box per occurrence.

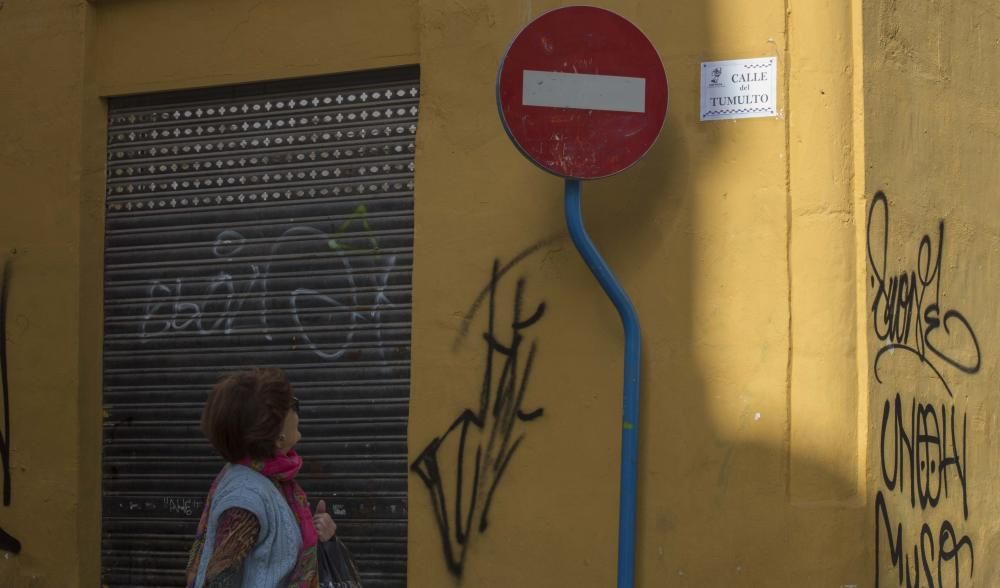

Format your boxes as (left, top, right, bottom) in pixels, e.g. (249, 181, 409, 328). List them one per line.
(563, 179, 641, 588)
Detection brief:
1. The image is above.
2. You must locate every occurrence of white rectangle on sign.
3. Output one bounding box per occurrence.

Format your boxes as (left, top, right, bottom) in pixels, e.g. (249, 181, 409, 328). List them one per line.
(522, 70, 646, 113)
(700, 57, 777, 121)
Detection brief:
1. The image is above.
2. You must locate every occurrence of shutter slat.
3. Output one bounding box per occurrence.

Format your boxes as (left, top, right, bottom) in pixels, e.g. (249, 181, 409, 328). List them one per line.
(103, 67, 416, 587)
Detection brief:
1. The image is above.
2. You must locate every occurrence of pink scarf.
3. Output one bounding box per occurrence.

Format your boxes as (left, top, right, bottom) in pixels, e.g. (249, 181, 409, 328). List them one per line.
(239, 450, 319, 587)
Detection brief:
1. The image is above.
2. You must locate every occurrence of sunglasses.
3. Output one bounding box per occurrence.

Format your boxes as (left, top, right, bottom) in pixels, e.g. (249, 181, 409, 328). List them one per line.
(291, 396, 301, 414)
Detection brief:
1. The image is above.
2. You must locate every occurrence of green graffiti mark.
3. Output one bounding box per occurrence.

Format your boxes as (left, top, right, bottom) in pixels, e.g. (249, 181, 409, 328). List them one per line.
(327, 204, 380, 256)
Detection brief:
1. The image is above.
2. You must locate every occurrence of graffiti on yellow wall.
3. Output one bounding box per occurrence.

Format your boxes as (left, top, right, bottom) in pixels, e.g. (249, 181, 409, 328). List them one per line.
(0, 259, 21, 554)
(868, 191, 979, 586)
(412, 244, 551, 576)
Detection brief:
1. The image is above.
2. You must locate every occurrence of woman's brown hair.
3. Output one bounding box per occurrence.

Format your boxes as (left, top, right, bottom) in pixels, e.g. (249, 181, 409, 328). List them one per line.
(201, 367, 295, 462)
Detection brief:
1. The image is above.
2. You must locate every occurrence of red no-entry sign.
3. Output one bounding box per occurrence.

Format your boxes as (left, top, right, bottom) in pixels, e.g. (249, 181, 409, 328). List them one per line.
(497, 6, 668, 180)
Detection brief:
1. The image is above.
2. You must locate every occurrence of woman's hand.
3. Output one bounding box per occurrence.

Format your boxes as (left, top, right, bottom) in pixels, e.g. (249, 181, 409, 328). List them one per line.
(313, 499, 337, 542)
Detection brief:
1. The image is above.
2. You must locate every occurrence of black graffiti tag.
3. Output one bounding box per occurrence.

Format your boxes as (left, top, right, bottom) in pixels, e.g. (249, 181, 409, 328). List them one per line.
(411, 257, 546, 577)
(0, 260, 22, 554)
(867, 191, 981, 396)
(875, 492, 974, 588)
(869, 191, 981, 587)
(879, 393, 968, 518)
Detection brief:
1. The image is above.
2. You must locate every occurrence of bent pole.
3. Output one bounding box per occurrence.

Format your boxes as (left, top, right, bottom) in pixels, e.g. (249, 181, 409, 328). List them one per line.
(563, 178, 642, 588)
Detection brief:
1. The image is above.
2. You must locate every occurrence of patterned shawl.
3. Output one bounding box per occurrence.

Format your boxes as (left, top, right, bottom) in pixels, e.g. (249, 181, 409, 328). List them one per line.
(187, 450, 319, 587)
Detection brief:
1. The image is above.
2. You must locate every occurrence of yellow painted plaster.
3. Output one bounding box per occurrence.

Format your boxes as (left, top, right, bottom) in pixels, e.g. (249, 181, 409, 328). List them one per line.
(410, 1, 865, 586)
(0, 0, 91, 585)
(864, 0, 1000, 584)
(4, 0, 994, 586)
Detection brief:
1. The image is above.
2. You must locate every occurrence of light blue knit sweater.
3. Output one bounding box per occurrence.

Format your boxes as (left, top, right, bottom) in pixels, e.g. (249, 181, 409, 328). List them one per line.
(193, 464, 302, 588)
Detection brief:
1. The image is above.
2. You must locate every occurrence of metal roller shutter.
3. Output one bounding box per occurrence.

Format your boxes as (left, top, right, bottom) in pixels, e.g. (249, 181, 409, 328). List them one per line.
(102, 67, 418, 587)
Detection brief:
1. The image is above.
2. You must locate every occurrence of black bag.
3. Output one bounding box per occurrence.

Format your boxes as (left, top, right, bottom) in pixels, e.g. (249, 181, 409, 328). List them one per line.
(318, 537, 363, 588)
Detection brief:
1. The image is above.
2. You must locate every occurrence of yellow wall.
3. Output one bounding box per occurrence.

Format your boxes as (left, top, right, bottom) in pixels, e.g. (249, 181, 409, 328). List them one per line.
(0, 1, 93, 585)
(410, 1, 867, 586)
(0, 0, 993, 586)
(863, 0, 1000, 585)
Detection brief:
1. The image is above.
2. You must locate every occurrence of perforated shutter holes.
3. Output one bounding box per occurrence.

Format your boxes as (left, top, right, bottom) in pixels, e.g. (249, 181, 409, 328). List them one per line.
(102, 67, 417, 587)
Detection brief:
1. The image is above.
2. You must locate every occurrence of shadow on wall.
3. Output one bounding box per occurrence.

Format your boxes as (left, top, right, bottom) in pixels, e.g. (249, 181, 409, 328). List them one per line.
(406, 3, 864, 586)
(611, 104, 860, 584)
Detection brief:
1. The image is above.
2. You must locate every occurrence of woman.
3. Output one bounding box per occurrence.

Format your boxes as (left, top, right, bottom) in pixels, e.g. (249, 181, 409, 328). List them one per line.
(186, 368, 337, 587)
